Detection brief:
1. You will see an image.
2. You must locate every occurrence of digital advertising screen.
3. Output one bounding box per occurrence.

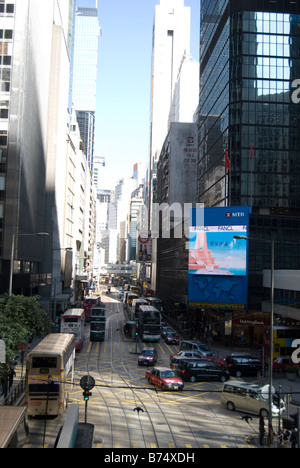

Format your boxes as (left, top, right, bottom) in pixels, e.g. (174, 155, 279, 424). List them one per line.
(188, 207, 251, 311)
(189, 225, 248, 276)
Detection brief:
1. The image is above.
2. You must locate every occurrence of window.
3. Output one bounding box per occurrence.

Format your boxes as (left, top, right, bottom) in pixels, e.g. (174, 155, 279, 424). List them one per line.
(4, 30, 13, 39)
(6, 4, 14, 14)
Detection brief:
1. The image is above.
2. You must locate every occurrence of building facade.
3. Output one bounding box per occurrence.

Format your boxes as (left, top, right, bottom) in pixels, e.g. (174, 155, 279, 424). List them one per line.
(197, 0, 300, 340)
(71, 5, 100, 171)
(151, 0, 191, 163)
(0, 0, 74, 299)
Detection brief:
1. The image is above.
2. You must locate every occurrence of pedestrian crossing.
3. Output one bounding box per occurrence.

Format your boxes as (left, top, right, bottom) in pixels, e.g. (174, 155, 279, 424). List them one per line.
(86, 341, 180, 355)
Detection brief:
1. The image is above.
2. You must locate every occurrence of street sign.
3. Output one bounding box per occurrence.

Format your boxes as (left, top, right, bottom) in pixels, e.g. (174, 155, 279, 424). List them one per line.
(80, 375, 95, 391)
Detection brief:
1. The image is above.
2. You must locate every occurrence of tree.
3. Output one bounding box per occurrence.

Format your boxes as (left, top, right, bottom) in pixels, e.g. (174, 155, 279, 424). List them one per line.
(0, 294, 53, 376)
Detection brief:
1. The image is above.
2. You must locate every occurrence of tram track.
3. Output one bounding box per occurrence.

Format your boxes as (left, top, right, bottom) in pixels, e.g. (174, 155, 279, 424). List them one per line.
(84, 294, 184, 448)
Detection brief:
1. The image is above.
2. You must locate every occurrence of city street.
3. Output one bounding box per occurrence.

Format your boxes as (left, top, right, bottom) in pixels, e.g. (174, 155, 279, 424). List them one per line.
(24, 288, 297, 449)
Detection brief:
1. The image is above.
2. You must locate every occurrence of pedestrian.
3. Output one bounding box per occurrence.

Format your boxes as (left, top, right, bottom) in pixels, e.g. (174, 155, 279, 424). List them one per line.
(277, 429, 284, 448)
(8, 365, 16, 392)
(259, 416, 265, 446)
(290, 427, 298, 449)
(0, 376, 5, 396)
(283, 429, 290, 448)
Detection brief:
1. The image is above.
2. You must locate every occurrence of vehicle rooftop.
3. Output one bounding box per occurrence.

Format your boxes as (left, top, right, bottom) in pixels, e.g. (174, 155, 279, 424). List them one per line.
(153, 366, 174, 371)
(27, 334, 74, 356)
(224, 381, 263, 390)
(61, 308, 84, 316)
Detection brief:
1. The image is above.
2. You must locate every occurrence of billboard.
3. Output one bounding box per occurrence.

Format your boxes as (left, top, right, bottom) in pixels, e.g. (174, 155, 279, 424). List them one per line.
(188, 207, 251, 310)
(137, 232, 152, 263)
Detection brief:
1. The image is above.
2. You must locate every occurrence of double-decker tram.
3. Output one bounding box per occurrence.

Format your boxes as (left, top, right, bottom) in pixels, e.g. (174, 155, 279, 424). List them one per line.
(90, 304, 106, 341)
(83, 295, 101, 322)
(146, 297, 163, 312)
(60, 308, 85, 351)
(25, 334, 75, 416)
(138, 305, 161, 342)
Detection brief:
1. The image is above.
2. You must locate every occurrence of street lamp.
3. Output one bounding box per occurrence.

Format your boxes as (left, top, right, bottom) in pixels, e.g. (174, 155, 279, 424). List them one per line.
(234, 234, 274, 432)
(9, 232, 50, 296)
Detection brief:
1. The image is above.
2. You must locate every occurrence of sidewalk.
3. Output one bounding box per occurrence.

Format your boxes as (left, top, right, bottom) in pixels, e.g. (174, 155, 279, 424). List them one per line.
(0, 336, 41, 406)
(0, 358, 25, 406)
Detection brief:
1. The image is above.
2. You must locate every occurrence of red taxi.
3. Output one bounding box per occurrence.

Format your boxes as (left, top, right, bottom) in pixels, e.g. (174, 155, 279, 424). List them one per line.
(146, 366, 184, 391)
(164, 331, 180, 345)
(273, 357, 300, 375)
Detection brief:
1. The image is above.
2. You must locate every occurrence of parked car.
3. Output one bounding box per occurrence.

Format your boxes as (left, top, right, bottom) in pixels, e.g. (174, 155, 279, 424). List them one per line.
(170, 350, 214, 370)
(164, 331, 180, 345)
(146, 366, 184, 391)
(180, 340, 215, 359)
(217, 353, 252, 368)
(218, 353, 265, 377)
(176, 358, 230, 383)
(221, 381, 285, 418)
(138, 347, 158, 366)
(273, 357, 300, 375)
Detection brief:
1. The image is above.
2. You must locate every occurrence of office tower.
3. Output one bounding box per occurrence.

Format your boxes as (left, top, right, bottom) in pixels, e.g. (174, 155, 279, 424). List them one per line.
(0, 0, 73, 295)
(197, 0, 300, 331)
(198, 0, 300, 211)
(72, 4, 100, 171)
(150, 0, 191, 164)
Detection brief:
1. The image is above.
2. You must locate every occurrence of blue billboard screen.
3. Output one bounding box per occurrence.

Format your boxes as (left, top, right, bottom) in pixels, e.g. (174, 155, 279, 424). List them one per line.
(189, 225, 248, 276)
(188, 207, 251, 310)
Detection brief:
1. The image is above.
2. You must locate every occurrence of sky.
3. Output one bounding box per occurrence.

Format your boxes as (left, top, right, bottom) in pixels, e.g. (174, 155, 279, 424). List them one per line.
(77, 0, 200, 189)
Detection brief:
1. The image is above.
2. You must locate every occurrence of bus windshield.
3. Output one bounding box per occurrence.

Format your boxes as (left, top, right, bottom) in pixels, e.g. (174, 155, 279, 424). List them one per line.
(144, 311, 160, 324)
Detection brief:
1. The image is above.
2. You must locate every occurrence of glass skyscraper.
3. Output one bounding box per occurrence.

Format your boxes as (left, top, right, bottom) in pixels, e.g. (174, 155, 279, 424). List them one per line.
(72, 5, 100, 171)
(197, 1, 300, 313)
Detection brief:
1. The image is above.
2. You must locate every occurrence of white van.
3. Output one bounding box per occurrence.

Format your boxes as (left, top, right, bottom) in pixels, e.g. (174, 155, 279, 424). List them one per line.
(221, 381, 285, 418)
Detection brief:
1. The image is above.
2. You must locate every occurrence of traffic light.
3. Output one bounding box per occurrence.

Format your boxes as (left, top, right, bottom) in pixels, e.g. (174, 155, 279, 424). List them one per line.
(83, 390, 92, 401)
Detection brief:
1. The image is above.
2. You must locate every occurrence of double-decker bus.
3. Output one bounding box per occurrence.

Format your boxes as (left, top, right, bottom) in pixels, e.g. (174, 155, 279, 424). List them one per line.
(263, 326, 300, 358)
(83, 295, 101, 322)
(146, 297, 163, 312)
(60, 308, 85, 351)
(138, 305, 161, 342)
(25, 334, 75, 416)
(0, 407, 29, 448)
(90, 304, 106, 341)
